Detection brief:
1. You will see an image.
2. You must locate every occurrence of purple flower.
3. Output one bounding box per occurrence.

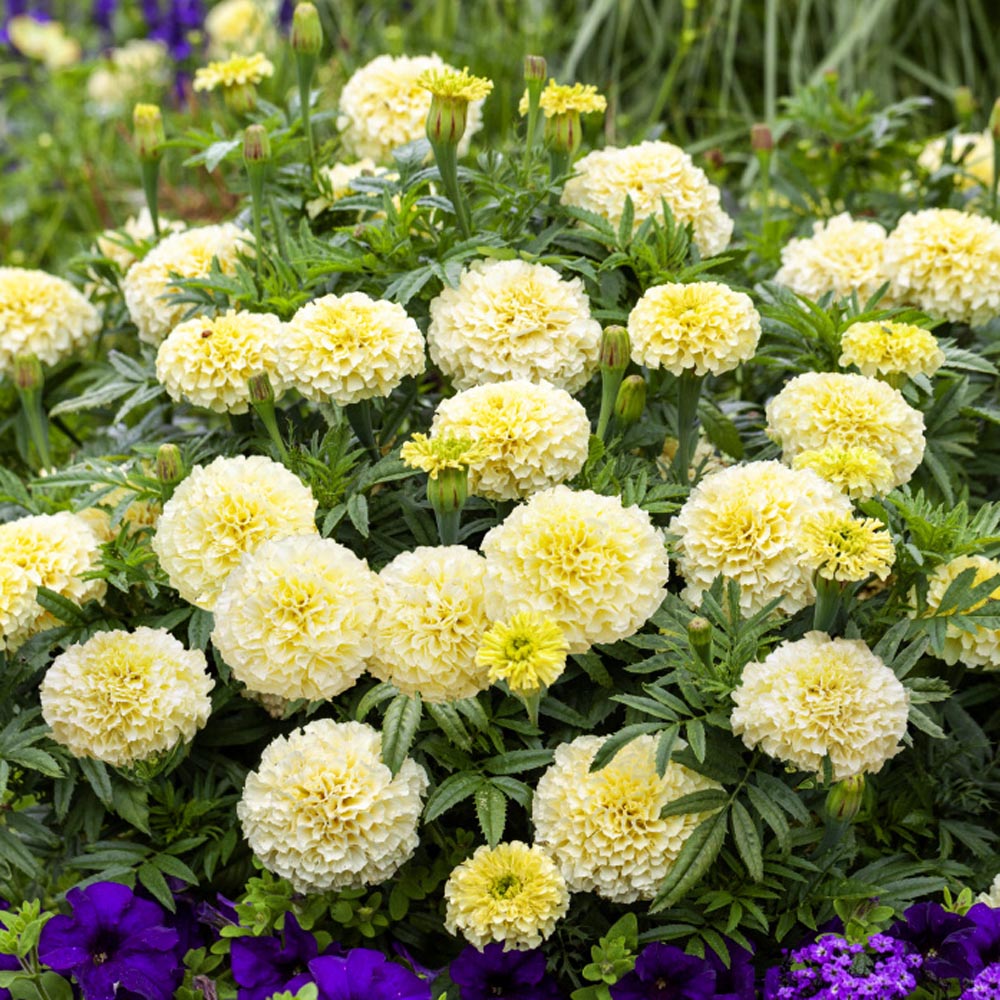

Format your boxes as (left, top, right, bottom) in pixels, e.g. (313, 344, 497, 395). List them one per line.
(450, 944, 562, 1000)
(704, 941, 755, 1000)
(962, 962, 1000, 999)
(306, 950, 430, 1000)
(231, 914, 322, 1000)
(965, 903, 1000, 974)
(38, 882, 182, 1000)
(92, 0, 116, 30)
(611, 944, 716, 1000)
(888, 901, 978, 981)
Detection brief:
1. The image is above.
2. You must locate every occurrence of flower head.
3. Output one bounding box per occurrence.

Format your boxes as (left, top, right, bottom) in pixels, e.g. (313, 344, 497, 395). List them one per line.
(888, 902, 979, 981)
(611, 943, 716, 1000)
(7, 16, 80, 69)
(401, 433, 484, 479)
(532, 734, 721, 902)
(418, 66, 493, 101)
(476, 613, 568, 695)
(205, 0, 274, 57)
(979, 874, 1000, 907)
(918, 131, 994, 190)
(93, 209, 182, 274)
(798, 512, 895, 583)
(307, 951, 430, 1000)
(231, 914, 321, 1000)
(305, 159, 384, 219)
(731, 631, 910, 780)
(427, 259, 601, 393)
(540, 80, 606, 116)
(839, 320, 945, 379)
(193, 52, 274, 92)
(792, 444, 898, 500)
(444, 842, 569, 950)
(920, 555, 1000, 669)
(238, 719, 428, 892)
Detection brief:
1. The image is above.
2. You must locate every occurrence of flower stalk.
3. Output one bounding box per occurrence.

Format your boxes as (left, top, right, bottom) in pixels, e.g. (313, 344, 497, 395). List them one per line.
(672, 370, 703, 484)
(13, 355, 51, 470)
(291, 2, 323, 181)
(243, 124, 271, 288)
(133, 103, 164, 237)
(812, 574, 842, 634)
(247, 373, 287, 461)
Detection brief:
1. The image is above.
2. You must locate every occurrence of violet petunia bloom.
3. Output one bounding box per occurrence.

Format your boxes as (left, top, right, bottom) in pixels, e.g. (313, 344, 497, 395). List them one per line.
(307, 950, 430, 1000)
(450, 944, 562, 1000)
(611, 944, 716, 1000)
(965, 903, 1000, 974)
(888, 901, 978, 981)
(38, 882, 182, 1000)
(230, 914, 322, 1000)
(704, 941, 755, 1000)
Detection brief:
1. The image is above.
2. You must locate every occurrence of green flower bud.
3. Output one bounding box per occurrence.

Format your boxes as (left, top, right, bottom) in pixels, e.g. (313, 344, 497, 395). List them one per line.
(155, 443, 183, 484)
(426, 464, 469, 517)
(133, 103, 165, 163)
(599, 325, 630, 375)
(613, 374, 646, 426)
(224, 81, 259, 115)
(990, 97, 1000, 142)
(953, 86, 976, 123)
(826, 774, 866, 823)
(243, 124, 271, 165)
(750, 122, 773, 153)
(426, 94, 468, 147)
(687, 616, 713, 668)
(524, 55, 547, 84)
(247, 371, 275, 404)
(545, 110, 582, 158)
(290, 2, 322, 56)
(12, 355, 43, 393)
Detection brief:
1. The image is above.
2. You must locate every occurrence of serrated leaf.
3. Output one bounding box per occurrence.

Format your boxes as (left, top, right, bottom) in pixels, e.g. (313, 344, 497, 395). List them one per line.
(908, 705, 946, 739)
(138, 861, 175, 912)
(590, 723, 666, 772)
(481, 749, 553, 775)
(660, 788, 729, 817)
(650, 808, 729, 912)
(424, 772, 484, 822)
(685, 719, 706, 762)
(347, 494, 369, 538)
(730, 801, 764, 881)
(698, 400, 744, 460)
(655, 725, 680, 777)
(78, 758, 113, 805)
(380, 693, 422, 775)
(475, 784, 507, 847)
(746, 784, 790, 852)
(33, 588, 87, 626)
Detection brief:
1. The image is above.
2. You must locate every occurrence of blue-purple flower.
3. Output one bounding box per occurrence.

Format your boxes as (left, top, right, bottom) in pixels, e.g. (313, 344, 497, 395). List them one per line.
(962, 962, 1000, 999)
(38, 882, 182, 1000)
(611, 943, 716, 1000)
(705, 941, 755, 1000)
(965, 903, 1000, 974)
(307, 950, 430, 1000)
(231, 914, 322, 1000)
(450, 944, 562, 1000)
(888, 901, 978, 981)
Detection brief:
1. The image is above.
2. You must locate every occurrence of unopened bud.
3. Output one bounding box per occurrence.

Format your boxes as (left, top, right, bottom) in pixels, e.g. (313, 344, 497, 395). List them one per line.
(242, 124, 271, 164)
(426, 95, 468, 147)
(545, 111, 582, 158)
(990, 98, 1000, 141)
(613, 374, 646, 426)
(826, 775, 866, 823)
(687, 616, 712, 668)
(705, 147, 724, 170)
(524, 55, 547, 84)
(224, 81, 259, 115)
(247, 371, 275, 404)
(13, 355, 43, 393)
(133, 103, 165, 162)
(290, 2, 322, 56)
(155, 443, 183, 483)
(823, 68, 839, 87)
(953, 85, 976, 123)
(426, 465, 469, 516)
(600, 325, 630, 375)
(750, 122, 773, 153)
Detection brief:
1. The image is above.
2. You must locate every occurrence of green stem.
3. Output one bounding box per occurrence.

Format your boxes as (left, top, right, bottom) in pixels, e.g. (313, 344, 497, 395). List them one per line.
(139, 159, 161, 237)
(757, 149, 771, 238)
(247, 165, 265, 290)
(429, 140, 470, 238)
(548, 148, 570, 189)
(296, 53, 318, 182)
(812, 575, 842, 634)
(672, 371, 703, 485)
(435, 508, 461, 546)
(346, 398, 379, 458)
(18, 388, 52, 470)
(596, 367, 625, 441)
(251, 398, 288, 461)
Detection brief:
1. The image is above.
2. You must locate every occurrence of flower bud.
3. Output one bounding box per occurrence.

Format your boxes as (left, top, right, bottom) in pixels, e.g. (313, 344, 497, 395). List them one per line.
(613, 374, 646, 426)
(224, 81, 259, 115)
(825, 774, 865, 823)
(426, 94, 468, 147)
(133, 103, 165, 163)
(426, 464, 469, 517)
(155, 443, 183, 484)
(599, 325, 630, 375)
(242, 124, 271, 164)
(524, 55, 547, 84)
(750, 123, 773, 153)
(290, 2, 322, 56)
(545, 110, 582, 158)
(12, 354, 43, 393)
(990, 98, 1000, 142)
(687, 616, 712, 669)
(247, 371, 275, 404)
(953, 86, 975, 123)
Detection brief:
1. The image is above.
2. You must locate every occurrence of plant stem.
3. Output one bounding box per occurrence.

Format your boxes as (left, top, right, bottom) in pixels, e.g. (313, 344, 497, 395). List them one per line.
(251, 398, 287, 461)
(430, 140, 471, 238)
(296, 54, 318, 182)
(812, 575, 841, 633)
(596, 367, 625, 441)
(435, 508, 461, 546)
(17, 387, 52, 470)
(346, 398, 379, 458)
(139, 159, 161, 237)
(672, 371, 703, 485)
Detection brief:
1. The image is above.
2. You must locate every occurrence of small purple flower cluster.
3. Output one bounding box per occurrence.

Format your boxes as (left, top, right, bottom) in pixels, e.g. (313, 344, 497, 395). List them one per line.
(962, 963, 1000, 1000)
(141, 0, 204, 61)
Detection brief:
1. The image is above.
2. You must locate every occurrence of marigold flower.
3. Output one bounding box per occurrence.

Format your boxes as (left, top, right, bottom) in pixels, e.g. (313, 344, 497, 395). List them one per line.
(400, 433, 485, 479)
(978, 874, 1000, 907)
(730, 631, 910, 780)
(193, 52, 274, 92)
(519, 80, 607, 117)
(418, 66, 494, 101)
(839, 320, 945, 379)
(238, 719, 428, 892)
(476, 613, 569, 695)
(205, 0, 273, 57)
(920, 555, 1000, 670)
(444, 842, 569, 950)
(798, 512, 895, 583)
(306, 159, 383, 219)
(93, 209, 183, 274)
(7, 15, 80, 69)
(40, 627, 213, 768)
(918, 132, 994, 190)
(792, 445, 896, 501)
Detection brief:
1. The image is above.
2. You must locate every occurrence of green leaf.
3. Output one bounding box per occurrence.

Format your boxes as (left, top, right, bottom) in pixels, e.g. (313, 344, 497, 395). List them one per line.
(112, 781, 150, 834)
(685, 720, 706, 762)
(138, 861, 176, 912)
(188, 609, 214, 651)
(746, 784, 790, 852)
(424, 772, 484, 822)
(660, 788, 729, 818)
(650, 808, 729, 912)
(908, 705, 946, 739)
(380, 693, 422, 775)
(698, 399, 744, 459)
(655, 725, 680, 777)
(590, 723, 665, 772)
(426, 702, 473, 751)
(481, 749, 554, 775)
(78, 758, 113, 806)
(33, 588, 87, 626)
(347, 494, 369, 538)
(475, 784, 507, 847)
(153, 853, 198, 886)
(730, 801, 764, 881)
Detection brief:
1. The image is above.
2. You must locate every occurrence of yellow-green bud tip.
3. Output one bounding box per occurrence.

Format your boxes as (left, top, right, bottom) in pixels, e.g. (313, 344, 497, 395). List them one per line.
(953, 85, 975, 120)
(600, 325, 630, 374)
(12, 354, 43, 393)
(247, 371, 275, 404)
(614, 374, 646, 426)
(155, 443, 183, 483)
(291, 2, 322, 55)
(243, 124, 271, 164)
(133, 103, 165, 161)
(524, 55, 547, 83)
(825, 775, 866, 822)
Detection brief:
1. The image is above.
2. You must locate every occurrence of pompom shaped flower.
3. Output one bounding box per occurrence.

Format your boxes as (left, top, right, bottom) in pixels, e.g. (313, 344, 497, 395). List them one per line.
(276, 292, 425, 406)
(978, 875, 1000, 907)
(444, 842, 569, 951)
(884, 209, 1000, 326)
(0, 267, 100, 375)
(337, 54, 484, 163)
(193, 52, 274, 92)
(765, 372, 926, 489)
(482, 486, 669, 653)
(122, 223, 250, 344)
(730, 631, 910, 780)
(369, 546, 491, 703)
(0, 512, 105, 651)
(400, 433, 484, 478)
(7, 15, 80, 69)
(93, 208, 183, 273)
(40, 627, 213, 768)
(626, 281, 761, 376)
(430, 380, 591, 500)
(839, 320, 945, 380)
(212, 535, 379, 701)
(237, 719, 428, 892)
(532, 734, 721, 902)
(476, 613, 569, 695)
(427, 259, 601, 392)
(774, 214, 894, 304)
(156, 309, 284, 414)
(205, 0, 274, 57)
(921, 555, 1000, 670)
(792, 445, 896, 501)
(670, 461, 852, 615)
(918, 132, 994, 190)
(798, 512, 895, 583)
(152, 455, 318, 611)
(560, 141, 733, 257)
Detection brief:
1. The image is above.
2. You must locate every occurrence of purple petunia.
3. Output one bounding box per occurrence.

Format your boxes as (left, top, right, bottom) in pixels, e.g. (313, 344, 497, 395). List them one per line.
(306, 949, 431, 1000)
(38, 882, 182, 1000)
(611, 943, 716, 1000)
(965, 903, 1000, 975)
(704, 941, 755, 1000)
(450, 944, 563, 1000)
(231, 914, 324, 1000)
(888, 901, 979, 981)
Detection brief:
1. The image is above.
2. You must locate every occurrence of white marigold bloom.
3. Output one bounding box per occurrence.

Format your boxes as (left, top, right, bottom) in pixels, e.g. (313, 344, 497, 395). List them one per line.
(444, 842, 569, 951)
(978, 874, 1000, 907)
(0, 268, 100, 376)
(427, 259, 602, 392)
(884, 209, 1000, 326)
(86, 40, 170, 115)
(40, 627, 213, 768)
(238, 719, 428, 892)
(430, 380, 591, 501)
(205, 0, 276, 57)
(337, 53, 484, 163)
(532, 734, 721, 903)
(774, 214, 894, 304)
(627, 281, 761, 376)
(918, 132, 994, 191)
(369, 546, 491, 703)
(731, 631, 910, 780)
(152, 455, 318, 611)
(671, 461, 852, 616)
(561, 140, 733, 257)
(306, 159, 382, 219)
(765, 371, 925, 490)
(122, 223, 250, 345)
(792, 445, 897, 501)
(212, 535, 379, 701)
(0, 512, 106, 651)
(482, 486, 669, 653)
(93, 209, 183, 274)
(276, 292, 425, 406)
(156, 309, 285, 414)
(920, 555, 1000, 670)
(838, 320, 945, 379)
(7, 16, 80, 69)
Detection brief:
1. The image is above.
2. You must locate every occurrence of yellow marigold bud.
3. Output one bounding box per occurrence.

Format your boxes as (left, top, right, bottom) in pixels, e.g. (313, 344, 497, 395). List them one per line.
(12, 355, 43, 393)
(798, 512, 895, 583)
(839, 320, 945, 379)
(476, 613, 569, 695)
(155, 443, 183, 484)
(953, 86, 976, 122)
(613, 374, 646, 427)
(826, 775, 866, 822)
(291, 2, 323, 56)
(132, 103, 165, 162)
(242, 124, 271, 164)
(750, 122, 773, 153)
(523, 55, 547, 84)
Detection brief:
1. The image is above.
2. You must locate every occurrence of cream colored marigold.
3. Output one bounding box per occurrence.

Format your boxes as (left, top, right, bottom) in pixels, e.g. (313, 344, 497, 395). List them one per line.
(731, 631, 910, 780)
(400, 433, 484, 479)
(276, 292, 425, 406)
(792, 445, 896, 501)
(627, 281, 761, 377)
(430, 380, 591, 500)
(152, 455, 318, 611)
(977, 874, 1000, 907)
(884, 209, 1000, 326)
(7, 16, 80, 69)
(86, 40, 170, 116)
(444, 842, 569, 950)
(476, 613, 569, 695)
(40, 627, 213, 768)
(0, 268, 100, 376)
(418, 66, 493, 101)
(205, 0, 275, 57)
(93, 209, 183, 274)
(670, 461, 852, 615)
(427, 259, 601, 392)
(918, 132, 994, 190)
(337, 54, 485, 163)
(369, 546, 491, 703)
(518, 80, 607, 117)
(532, 734, 721, 903)
(798, 512, 895, 583)
(212, 535, 378, 701)
(238, 719, 428, 893)
(193, 52, 274, 92)
(0, 512, 105, 651)
(306, 159, 381, 219)
(156, 309, 284, 414)
(482, 486, 669, 653)
(766, 372, 925, 489)
(839, 320, 945, 379)
(774, 214, 894, 304)
(561, 141, 733, 257)
(920, 555, 1000, 670)
(122, 223, 250, 345)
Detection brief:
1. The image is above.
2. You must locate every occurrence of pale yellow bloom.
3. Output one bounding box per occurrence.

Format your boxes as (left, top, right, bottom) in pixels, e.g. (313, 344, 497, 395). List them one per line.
(792, 446, 896, 501)
(400, 433, 484, 479)
(8, 16, 80, 69)
(418, 66, 493, 101)
(798, 512, 895, 583)
(839, 321, 945, 379)
(476, 613, 569, 694)
(920, 555, 1000, 670)
(193, 52, 274, 92)
(918, 132, 994, 190)
(519, 80, 607, 117)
